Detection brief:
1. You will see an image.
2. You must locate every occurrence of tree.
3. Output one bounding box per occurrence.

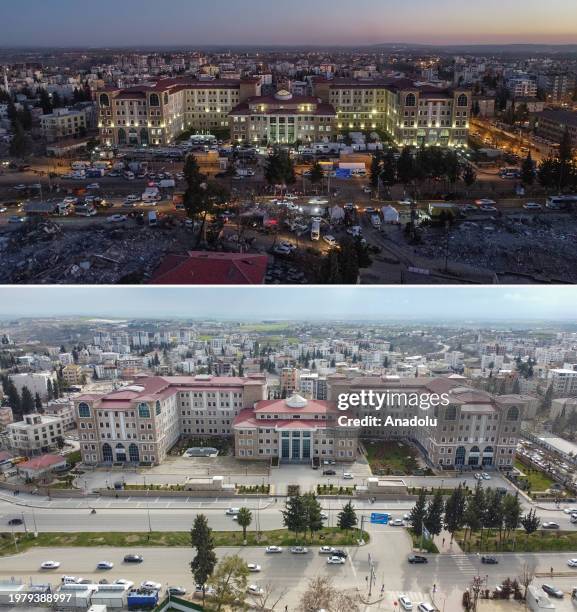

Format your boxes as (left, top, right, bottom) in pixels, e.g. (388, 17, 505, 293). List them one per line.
(444, 484, 466, 543)
(520, 508, 540, 540)
(518, 562, 535, 599)
(463, 482, 484, 545)
(520, 151, 535, 186)
(2, 377, 21, 418)
(46, 379, 53, 401)
(408, 489, 427, 536)
(34, 392, 43, 412)
(308, 161, 324, 186)
(236, 507, 252, 542)
(210, 554, 249, 611)
(20, 386, 35, 415)
(397, 147, 416, 187)
(302, 492, 324, 540)
(190, 514, 217, 604)
(462, 164, 477, 189)
(9, 120, 27, 157)
(248, 582, 288, 611)
(264, 148, 295, 188)
(299, 576, 360, 612)
(540, 384, 553, 416)
(337, 501, 358, 530)
(424, 489, 444, 537)
(282, 495, 307, 540)
(502, 493, 522, 540)
(369, 153, 382, 189)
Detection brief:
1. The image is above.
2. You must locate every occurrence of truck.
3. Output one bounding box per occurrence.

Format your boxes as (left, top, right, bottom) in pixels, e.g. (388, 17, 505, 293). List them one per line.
(71, 161, 90, 171)
(338, 162, 366, 176)
(148, 211, 158, 226)
(370, 214, 381, 229)
(142, 187, 161, 204)
(127, 589, 159, 610)
(159, 178, 176, 189)
(311, 219, 321, 241)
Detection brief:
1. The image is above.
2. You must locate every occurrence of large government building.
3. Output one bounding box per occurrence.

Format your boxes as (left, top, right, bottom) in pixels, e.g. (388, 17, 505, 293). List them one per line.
(96, 76, 470, 147)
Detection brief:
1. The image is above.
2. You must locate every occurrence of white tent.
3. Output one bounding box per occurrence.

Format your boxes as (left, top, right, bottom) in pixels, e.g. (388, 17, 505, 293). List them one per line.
(330, 205, 345, 222)
(381, 205, 400, 224)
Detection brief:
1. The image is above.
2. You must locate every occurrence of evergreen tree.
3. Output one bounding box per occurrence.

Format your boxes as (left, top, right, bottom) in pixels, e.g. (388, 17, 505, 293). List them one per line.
(303, 492, 324, 540)
(424, 489, 444, 537)
(282, 495, 307, 540)
(20, 386, 35, 415)
(337, 501, 358, 530)
(9, 120, 27, 157)
(520, 152, 535, 186)
(462, 164, 477, 189)
(308, 161, 324, 186)
(190, 514, 218, 604)
(369, 153, 382, 189)
(34, 392, 43, 412)
(520, 508, 540, 539)
(502, 493, 521, 539)
(46, 379, 53, 401)
(408, 489, 427, 536)
(444, 484, 466, 543)
(463, 482, 484, 544)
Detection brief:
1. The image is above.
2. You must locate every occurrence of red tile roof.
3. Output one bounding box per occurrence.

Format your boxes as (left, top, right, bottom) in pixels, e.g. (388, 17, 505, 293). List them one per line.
(254, 398, 336, 414)
(150, 251, 268, 285)
(18, 454, 66, 471)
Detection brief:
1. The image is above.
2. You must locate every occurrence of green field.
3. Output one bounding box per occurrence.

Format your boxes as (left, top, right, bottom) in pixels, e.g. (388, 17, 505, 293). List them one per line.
(456, 528, 577, 553)
(514, 460, 555, 492)
(363, 439, 420, 475)
(0, 528, 369, 557)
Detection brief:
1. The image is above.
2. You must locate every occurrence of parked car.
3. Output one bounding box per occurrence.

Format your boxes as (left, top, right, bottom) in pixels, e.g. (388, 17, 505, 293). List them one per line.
(114, 579, 134, 588)
(523, 202, 542, 211)
(265, 546, 282, 554)
(399, 595, 413, 610)
(408, 555, 428, 564)
(319, 546, 336, 555)
(168, 586, 186, 596)
(140, 581, 162, 591)
(290, 546, 308, 554)
(541, 584, 564, 598)
(61, 576, 79, 584)
(417, 604, 436, 612)
(342, 472, 354, 480)
(542, 522, 560, 529)
(323, 235, 337, 247)
(327, 556, 346, 565)
(332, 550, 348, 558)
(123, 554, 143, 563)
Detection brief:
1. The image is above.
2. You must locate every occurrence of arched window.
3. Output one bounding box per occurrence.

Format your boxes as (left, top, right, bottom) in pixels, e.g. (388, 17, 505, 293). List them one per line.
(155, 400, 161, 415)
(455, 446, 466, 466)
(445, 405, 457, 421)
(457, 94, 468, 107)
(507, 406, 519, 421)
(117, 128, 126, 145)
(405, 93, 416, 107)
(78, 402, 91, 418)
(140, 127, 149, 145)
(483, 446, 494, 455)
(102, 443, 113, 462)
(129, 443, 140, 463)
(138, 402, 151, 418)
(149, 93, 160, 107)
(470, 445, 480, 453)
(99, 93, 110, 107)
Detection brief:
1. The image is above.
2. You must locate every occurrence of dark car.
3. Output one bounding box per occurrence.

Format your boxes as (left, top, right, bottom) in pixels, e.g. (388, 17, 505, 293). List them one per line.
(8, 518, 23, 526)
(408, 555, 428, 564)
(481, 555, 498, 564)
(323, 469, 337, 476)
(542, 584, 564, 598)
(123, 554, 143, 563)
(333, 550, 348, 558)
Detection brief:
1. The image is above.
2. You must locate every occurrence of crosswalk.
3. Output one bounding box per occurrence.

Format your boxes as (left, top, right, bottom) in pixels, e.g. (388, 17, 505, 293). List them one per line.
(362, 591, 432, 610)
(448, 553, 480, 577)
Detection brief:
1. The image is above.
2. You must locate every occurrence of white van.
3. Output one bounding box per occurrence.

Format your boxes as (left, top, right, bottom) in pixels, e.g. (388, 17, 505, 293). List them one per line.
(371, 214, 381, 229)
(225, 507, 240, 516)
(311, 220, 320, 241)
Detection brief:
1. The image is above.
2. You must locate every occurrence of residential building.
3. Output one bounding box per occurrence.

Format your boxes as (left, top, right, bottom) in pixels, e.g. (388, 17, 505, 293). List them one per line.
(550, 397, 577, 421)
(549, 368, 577, 397)
(533, 109, 577, 148)
(61, 364, 85, 386)
(229, 90, 336, 144)
(7, 413, 65, 456)
(328, 375, 522, 469)
(280, 367, 299, 395)
(506, 76, 537, 98)
(537, 72, 576, 106)
(40, 107, 87, 142)
(44, 398, 76, 431)
(0, 406, 14, 428)
(74, 374, 266, 466)
(96, 77, 260, 146)
(10, 372, 57, 401)
(232, 394, 359, 463)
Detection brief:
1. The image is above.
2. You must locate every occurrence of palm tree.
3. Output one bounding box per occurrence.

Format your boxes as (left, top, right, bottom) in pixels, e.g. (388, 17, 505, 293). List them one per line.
(237, 507, 252, 542)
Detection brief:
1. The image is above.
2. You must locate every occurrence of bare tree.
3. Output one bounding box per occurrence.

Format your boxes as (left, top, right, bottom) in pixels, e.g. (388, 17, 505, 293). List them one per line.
(299, 576, 360, 612)
(518, 562, 535, 599)
(249, 582, 288, 610)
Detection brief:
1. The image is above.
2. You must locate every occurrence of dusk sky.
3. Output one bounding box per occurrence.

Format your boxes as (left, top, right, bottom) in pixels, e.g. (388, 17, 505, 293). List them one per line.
(3, 0, 577, 47)
(1, 287, 576, 321)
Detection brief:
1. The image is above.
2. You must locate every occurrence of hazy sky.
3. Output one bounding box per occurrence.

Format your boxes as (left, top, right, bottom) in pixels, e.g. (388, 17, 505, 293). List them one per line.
(0, 287, 576, 321)
(3, 0, 577, 47)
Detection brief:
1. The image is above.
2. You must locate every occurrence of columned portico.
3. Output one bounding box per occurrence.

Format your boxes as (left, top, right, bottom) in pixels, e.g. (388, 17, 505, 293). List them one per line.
(279, 429, 313, 463)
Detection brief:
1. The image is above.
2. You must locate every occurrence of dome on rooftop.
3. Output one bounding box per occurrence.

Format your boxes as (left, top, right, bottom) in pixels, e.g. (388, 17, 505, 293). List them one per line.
(285, 394, 308, 408)
(275, 90, 293, 101)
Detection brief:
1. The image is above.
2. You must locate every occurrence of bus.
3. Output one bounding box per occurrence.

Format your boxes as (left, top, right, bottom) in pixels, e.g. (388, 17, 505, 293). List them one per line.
(546, 194, 577, 210)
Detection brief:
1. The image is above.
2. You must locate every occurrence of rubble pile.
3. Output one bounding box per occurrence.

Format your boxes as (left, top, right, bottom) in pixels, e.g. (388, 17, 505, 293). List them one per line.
(0, 220, 186, 284)
(415, 215, 577, 282)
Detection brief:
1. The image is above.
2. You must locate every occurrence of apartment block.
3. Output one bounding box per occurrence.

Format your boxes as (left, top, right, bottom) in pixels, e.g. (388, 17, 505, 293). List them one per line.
(534, 109, 577, 148)
(40, 107, 87, 142)
(549, 368, 577, 397)
(7, 413, 64, 456)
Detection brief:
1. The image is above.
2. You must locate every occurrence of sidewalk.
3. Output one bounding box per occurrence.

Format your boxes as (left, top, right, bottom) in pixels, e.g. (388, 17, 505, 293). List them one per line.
(434, 529, 464, 554)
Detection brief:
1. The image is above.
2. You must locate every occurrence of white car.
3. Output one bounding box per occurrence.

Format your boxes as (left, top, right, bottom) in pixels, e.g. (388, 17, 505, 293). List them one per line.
(398, 199, 414, 206)
(107, 214, 127, 222)
(114, 579, 134, 588)
(290, 546, 308, 554)
(41, 561, 60, 569)
(61, 576, 79, 584)
(273, 245, 292, 256)
(125, 194, 140, 202)
(523, 202, 542, 211)
(323, 235, 337, 247)
(247, 563, 261, 572)
(265, 546, 282, 554)
(86, 183, 100, 190)
(319, 546, 336, 555)
(568, 559, 577, 567)
(475, 198, 497, 206)
(96, 561, 114, 570)
(247, 584, 264, 595)
(226, 507, 240, 515)
(563, 508, 577, 515)
(390, 518, 405, 527)
(481, 472, 491, 480)
(417, 604, 436, 612)
(141, 580, 162, 591)
(327, 556, 346, 565)
(343, 472, 354, 480)
(363, 186, 372, 194)
(399, 595, 413, 610)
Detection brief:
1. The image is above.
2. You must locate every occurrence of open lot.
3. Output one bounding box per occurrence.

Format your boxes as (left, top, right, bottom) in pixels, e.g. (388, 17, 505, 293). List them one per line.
(362, 439, 424, 475)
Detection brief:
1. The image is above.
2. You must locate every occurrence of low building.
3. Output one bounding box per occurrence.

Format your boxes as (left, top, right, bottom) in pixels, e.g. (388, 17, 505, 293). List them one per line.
(0, 406, 14, 427)
(10, 372, 57, 401)
(40, 108, 87, 142)
(7, 413, 65, 456)
(533, 109, 577, 148)
(232, 394, 359, 463)
(16, 453, 67, 479)
(550, 397, 577, 421)
(44, 398, 76, 430)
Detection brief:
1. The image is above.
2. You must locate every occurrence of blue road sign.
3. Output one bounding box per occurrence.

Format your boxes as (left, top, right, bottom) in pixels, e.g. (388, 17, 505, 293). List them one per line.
(370, 512, 389, 524)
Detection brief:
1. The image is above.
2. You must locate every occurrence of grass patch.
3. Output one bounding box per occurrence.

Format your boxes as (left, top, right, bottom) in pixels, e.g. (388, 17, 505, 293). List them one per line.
(408, 529, 439, 553)
(0, 528, 369, 557)
(513, 460, 556, 492)
(317, 484, 355, 496)
(363, 439, 419, 475)
(455, 528, 577, 553)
